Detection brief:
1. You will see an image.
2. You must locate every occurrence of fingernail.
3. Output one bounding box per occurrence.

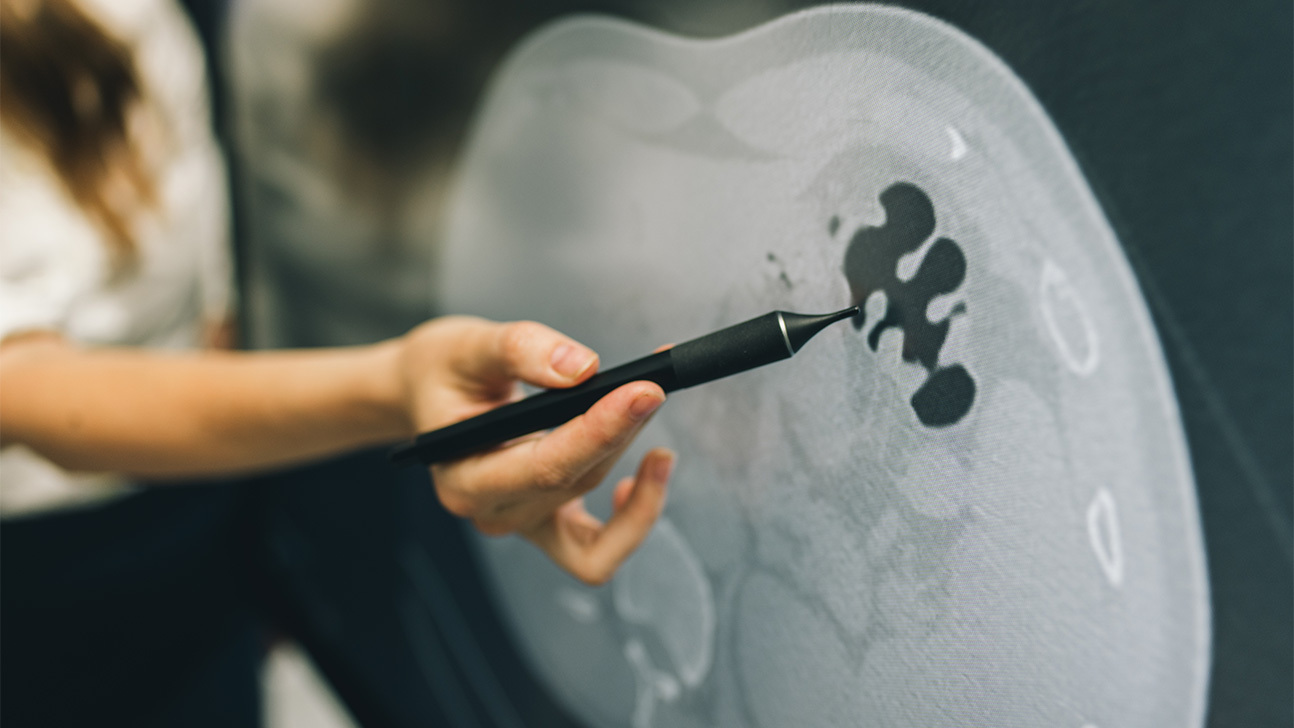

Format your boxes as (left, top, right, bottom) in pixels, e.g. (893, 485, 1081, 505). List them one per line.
(629, 391, 665, 420)
(651, 451, 675, 482)
(551, 343, 596, 378)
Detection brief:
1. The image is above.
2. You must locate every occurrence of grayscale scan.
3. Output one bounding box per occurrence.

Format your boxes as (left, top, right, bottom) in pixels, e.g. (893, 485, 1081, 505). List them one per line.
(436, 6, 1211, 727)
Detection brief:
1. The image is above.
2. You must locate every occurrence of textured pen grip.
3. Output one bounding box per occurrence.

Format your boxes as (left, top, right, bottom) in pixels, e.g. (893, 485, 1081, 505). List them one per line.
(670, 312, 792, 388)
(391, 350, 679, 465)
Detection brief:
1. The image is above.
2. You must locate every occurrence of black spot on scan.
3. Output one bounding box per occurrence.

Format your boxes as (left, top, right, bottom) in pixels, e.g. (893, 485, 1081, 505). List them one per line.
(767, 252, 794, 289)
(828, 215, 841, 236)
(910, 364, 975, 426)
(864, 237, 965, 368)
(841, 182, 976, 427)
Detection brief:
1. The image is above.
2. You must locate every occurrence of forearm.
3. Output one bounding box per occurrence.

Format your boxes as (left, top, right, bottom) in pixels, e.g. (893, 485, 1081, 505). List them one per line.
(0, 338, 411, 479)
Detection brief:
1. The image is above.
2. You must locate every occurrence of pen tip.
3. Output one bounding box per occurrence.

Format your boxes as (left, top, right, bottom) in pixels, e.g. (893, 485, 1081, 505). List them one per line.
(829, 305, 860, 324)
(782, 306, 862, 352)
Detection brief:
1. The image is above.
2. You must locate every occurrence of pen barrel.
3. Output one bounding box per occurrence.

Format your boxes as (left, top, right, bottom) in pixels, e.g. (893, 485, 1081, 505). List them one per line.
(671, 312, 792, 388)
(391, 350, 679, 465)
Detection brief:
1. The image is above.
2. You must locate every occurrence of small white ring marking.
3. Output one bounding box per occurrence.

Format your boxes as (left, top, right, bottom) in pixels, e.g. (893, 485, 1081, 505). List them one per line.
(777, 312, 794, 356)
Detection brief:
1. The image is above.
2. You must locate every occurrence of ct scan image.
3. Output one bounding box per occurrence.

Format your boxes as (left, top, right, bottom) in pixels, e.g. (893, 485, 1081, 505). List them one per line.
(435, 6, 1211, 727)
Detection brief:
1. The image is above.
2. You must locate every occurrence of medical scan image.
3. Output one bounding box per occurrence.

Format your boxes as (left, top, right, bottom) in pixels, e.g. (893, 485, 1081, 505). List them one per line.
(434, 6, 1211, 727)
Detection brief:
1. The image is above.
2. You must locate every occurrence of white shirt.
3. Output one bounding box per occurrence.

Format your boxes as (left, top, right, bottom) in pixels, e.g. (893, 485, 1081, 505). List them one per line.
(0, 0, 234, 516)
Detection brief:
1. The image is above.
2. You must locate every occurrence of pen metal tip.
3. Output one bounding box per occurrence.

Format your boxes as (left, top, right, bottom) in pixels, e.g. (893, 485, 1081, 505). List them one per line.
(782, 306, 863, 352)
(821, 305, 861, 326)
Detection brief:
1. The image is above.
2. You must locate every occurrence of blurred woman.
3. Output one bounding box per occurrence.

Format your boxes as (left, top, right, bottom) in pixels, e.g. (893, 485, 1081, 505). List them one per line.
(0, 0, 673, 724)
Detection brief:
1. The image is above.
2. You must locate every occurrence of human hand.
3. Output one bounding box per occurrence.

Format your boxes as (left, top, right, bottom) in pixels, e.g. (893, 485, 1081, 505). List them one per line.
(398, 316, 675, 584)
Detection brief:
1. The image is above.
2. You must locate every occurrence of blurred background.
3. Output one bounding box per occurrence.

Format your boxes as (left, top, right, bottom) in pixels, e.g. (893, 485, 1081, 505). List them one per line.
(14, 0, 1290, 726)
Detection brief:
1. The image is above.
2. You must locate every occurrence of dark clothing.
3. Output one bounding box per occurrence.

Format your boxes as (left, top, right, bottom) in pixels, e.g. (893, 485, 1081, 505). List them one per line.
(1, 484, 264, 727)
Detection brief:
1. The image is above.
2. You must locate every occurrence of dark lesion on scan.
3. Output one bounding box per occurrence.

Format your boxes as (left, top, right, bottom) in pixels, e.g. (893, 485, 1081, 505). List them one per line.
(839, 182, 976, 427)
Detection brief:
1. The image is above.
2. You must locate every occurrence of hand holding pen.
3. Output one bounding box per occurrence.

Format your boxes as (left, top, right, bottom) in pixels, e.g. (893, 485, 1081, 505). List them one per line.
(398, 316, 675, 585)
(395, 306, 856, 583)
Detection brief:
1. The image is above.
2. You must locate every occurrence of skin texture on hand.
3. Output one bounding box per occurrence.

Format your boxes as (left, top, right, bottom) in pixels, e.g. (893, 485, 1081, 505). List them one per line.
(398, 316, 676, 585)
(0, 317, 673, 584)
(0, 334, 410, 476)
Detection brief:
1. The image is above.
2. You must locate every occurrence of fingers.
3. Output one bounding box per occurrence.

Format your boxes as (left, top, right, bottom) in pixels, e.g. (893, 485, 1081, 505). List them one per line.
(612, 476, 634, 511)
(483, 413, 646, 532)
(526, 381, 664, 486)
(510, 389, 662, 522)
(453, 319, 599, 392)
(525, 448, 675, 585)
(435, 380, 664, 526)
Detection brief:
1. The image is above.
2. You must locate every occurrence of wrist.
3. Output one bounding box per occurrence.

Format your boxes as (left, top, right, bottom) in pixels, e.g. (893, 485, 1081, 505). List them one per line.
(366, 337, 417, 440)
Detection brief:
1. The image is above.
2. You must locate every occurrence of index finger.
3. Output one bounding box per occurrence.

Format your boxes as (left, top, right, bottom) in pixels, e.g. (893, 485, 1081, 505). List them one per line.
(435, 380, 665, 505)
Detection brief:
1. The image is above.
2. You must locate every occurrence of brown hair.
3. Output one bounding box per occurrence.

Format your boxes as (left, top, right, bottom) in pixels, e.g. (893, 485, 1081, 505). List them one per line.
(0, 0, 156, 261)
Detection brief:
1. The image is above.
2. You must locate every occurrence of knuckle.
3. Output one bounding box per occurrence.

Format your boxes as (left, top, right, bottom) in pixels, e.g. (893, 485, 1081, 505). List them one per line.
(500, 321, 539, 363)
(576, 561, 614, 586)
(531, 459, 572, 491)
(580, 414, 626, 455)
(437, 490, 476, 519)
(594, 417, 628, 449)
(472, 517, 513, 537)
(619, 506, 653, 531)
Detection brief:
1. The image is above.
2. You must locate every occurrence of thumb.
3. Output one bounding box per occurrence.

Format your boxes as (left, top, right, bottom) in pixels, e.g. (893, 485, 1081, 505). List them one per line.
(456, 320, 600, 391)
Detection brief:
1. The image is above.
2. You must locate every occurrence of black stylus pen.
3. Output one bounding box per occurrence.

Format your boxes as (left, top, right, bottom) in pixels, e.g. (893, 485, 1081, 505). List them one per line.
(389, 306, 859, 467)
